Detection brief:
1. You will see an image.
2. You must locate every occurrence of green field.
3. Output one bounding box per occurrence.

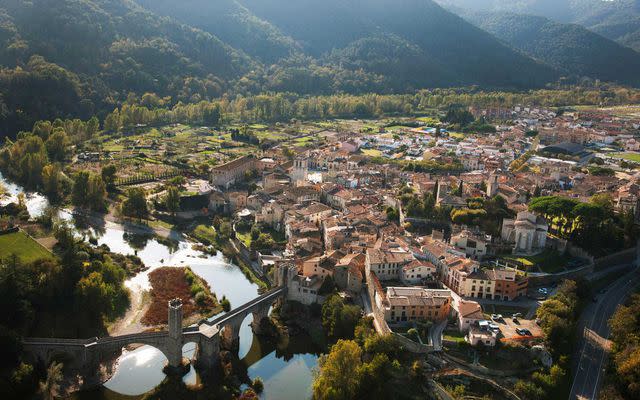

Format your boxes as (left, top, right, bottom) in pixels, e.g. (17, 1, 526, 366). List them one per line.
(362, 149, 383, 157)
(502, 249, 570, 273)
(0, 231, 54, 262)
(443, 330, 466, 343)
(611, 152, 640, 163)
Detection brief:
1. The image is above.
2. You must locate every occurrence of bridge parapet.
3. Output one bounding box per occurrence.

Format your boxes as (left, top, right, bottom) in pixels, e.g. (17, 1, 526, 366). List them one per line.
(22, 285, 287, 382)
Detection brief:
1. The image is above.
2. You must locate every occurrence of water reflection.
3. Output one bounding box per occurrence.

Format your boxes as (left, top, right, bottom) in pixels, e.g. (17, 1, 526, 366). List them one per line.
(0, 171, 50, 218)
(103, 347, 169, 396)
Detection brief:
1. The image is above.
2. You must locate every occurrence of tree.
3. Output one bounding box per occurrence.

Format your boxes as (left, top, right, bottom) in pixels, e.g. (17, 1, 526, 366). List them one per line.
(39, 362, 63, 400)
(41, 164, 62, 201)
(357, 353, 399, 398)
(122, 188, 149, 220)
(385, 207, 399, 223)
(202, 104, 221, 125)
(101, 165, 117, 190)
(164, 186, 181, 216)
(72, 171, 106, 211)
(44, 128, 70, 161)
(76, 272, 111, 316)
(443, 105, 474, 126)
(87, 174, 107, 211)
(218, 221, 233, 241)
(72, 171, 90, 207)
(312, 340, 362, 400)
(104, 108, 121, 132)
(86, 116, 100, 138)
(609, 294, 640, 398)
(321, 294, 361, 338)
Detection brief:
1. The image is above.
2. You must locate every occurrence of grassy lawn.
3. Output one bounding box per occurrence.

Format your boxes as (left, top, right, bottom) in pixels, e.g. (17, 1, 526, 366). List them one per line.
(248, 123, 268, 130)
(362, 149, 383, 157)
(235, 230, 252, 247)
(502, 249, 570, 273)
(192, 225, 216, 245)
(611, 152, 640, 163)
(291, 135, 316, 147)
(443, 330, 467, 343)
(0, 231, 54, 262)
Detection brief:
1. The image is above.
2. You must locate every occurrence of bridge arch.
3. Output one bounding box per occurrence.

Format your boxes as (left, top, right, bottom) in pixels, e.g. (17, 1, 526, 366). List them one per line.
(181, 341, 199, 361)
(102, 345, 169, 396)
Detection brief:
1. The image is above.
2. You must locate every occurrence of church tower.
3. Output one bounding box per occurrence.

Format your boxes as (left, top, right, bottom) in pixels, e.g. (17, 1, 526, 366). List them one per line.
(292, 158, 308, 184)
(487, 174, 499, 197)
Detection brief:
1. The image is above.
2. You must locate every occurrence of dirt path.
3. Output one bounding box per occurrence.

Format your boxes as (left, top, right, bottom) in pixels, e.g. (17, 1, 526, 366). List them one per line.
(108, 288, 152, 336)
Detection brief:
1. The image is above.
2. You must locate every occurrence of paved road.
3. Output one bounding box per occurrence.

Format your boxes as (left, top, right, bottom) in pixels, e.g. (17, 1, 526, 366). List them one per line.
(569, 265, 640, 400)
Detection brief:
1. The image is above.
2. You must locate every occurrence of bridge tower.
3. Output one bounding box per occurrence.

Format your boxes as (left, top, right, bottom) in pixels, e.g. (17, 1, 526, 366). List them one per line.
(165, 298, 184, 369)
(168, 298, 183, 339)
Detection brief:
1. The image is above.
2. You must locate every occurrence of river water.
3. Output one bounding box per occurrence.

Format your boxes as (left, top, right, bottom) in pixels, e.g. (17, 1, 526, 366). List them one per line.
(0, 173, 319, 399)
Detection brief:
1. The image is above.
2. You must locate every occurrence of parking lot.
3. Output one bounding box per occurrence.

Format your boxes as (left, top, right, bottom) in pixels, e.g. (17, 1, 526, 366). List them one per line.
(488, 314, 543, 341)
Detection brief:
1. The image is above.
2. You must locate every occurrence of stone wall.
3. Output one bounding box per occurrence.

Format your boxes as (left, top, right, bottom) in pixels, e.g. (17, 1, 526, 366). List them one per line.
(594, 247, 638, 271)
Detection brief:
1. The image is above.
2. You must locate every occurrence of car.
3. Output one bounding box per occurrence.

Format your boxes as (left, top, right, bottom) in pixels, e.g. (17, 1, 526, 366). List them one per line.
(516, 328, 527, 336)
(512, 313, 522, 318)
(491, 314, 498, 320)
(522, 329, 533, 336)
(512, 317, 519, 323)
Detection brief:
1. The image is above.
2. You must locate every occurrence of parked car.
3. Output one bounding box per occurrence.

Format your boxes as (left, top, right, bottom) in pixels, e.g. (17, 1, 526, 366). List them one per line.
(516, 328, 527, 336)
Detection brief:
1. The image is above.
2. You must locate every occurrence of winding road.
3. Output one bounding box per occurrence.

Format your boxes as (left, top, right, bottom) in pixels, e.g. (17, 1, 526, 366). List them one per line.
(569, 265, 640, 400)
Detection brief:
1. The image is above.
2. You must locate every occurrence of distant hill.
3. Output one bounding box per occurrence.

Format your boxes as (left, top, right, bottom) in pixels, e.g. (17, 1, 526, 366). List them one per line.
(0, 0, 252, 134)
(135, 0, 301, 63)
(3, 0, 640, 137)
(240, 0, 559, 88)
(436, 0, 640, 52)
(463, 12, 640, 86)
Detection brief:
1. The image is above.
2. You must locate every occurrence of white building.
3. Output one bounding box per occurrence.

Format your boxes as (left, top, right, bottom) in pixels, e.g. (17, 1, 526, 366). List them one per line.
(400, 260, 437, 285)
(501, 211, 548, 255)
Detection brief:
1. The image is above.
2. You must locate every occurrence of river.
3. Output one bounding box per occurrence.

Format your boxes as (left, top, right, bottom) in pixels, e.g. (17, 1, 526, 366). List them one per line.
(0, 173, 320, 399)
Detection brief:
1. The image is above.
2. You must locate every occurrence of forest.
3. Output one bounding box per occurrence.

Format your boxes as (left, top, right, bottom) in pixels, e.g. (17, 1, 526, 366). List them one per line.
(1, 0, 638, 138)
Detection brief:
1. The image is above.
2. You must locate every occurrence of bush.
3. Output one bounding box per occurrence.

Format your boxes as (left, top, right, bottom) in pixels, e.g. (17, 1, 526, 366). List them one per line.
(194, 291, 207, 306)
(190, 283, 204, 297)
(252, 377, 264, 393)
(221, 296, 231, 312)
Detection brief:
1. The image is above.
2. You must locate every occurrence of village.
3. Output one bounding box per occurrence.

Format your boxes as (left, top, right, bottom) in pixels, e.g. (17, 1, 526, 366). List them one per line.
(7, 103, 639, 398)
(72, 105, 640, 318)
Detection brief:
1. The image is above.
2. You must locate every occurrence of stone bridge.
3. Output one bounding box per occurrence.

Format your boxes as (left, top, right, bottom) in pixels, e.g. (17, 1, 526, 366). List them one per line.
(22, 286, 286, 381)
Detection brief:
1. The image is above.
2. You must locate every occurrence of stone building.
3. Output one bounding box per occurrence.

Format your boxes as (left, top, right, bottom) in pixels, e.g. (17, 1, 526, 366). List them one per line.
(501, 211, 548, 255)
(210, 155, 256, 188)
(379, 287, 452, 324)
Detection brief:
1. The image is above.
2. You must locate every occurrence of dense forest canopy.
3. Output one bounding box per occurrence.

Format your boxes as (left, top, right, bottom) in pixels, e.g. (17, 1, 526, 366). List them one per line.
(461, 12, 640, 86)
(436, 0, 640, 51)
(0, 0, 638, 139)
